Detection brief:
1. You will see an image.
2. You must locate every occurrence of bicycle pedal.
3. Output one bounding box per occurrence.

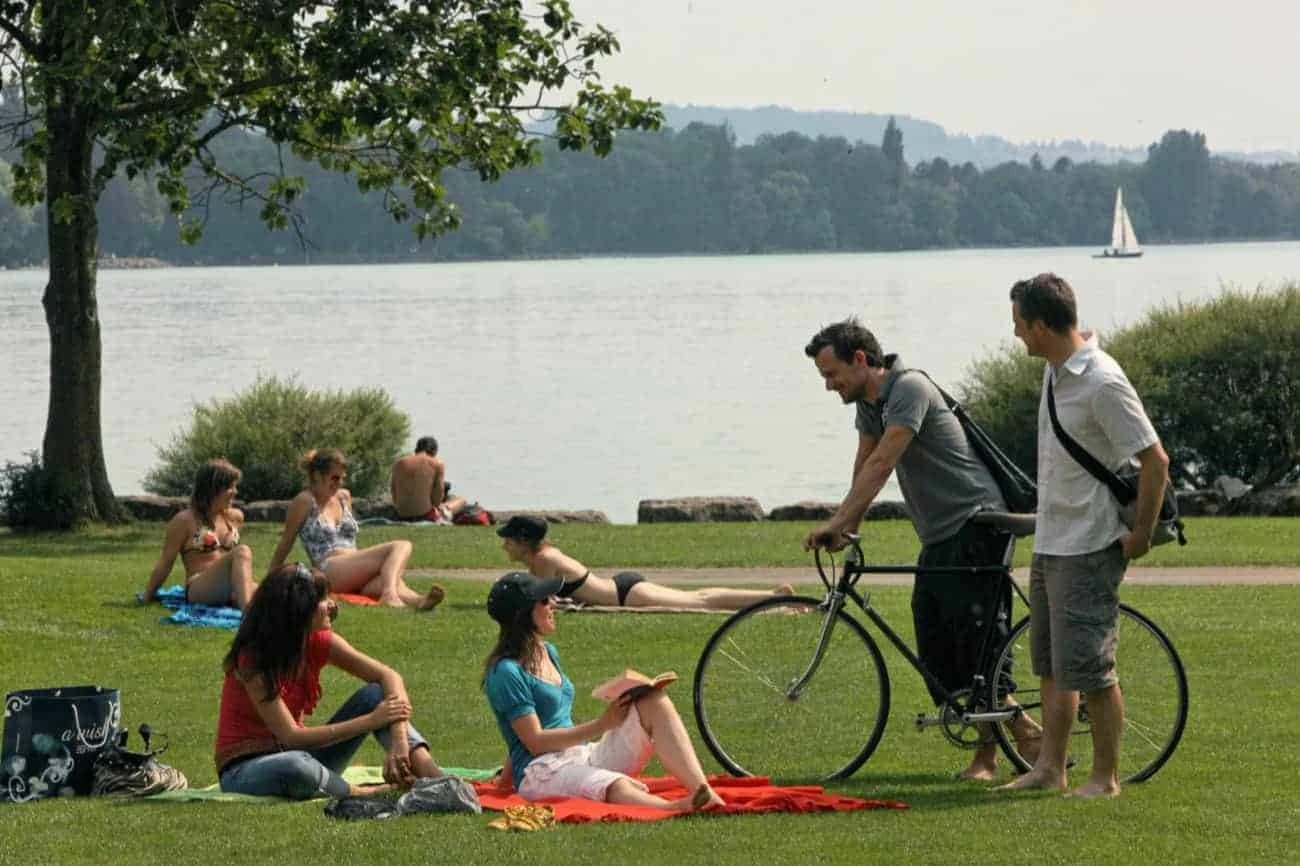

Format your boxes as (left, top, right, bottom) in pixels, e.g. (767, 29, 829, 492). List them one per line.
(914, 713, 943, 729)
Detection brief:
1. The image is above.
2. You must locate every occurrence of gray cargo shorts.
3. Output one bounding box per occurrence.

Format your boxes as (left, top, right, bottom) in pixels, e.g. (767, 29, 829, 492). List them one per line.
(1028, 542, 1126, 693)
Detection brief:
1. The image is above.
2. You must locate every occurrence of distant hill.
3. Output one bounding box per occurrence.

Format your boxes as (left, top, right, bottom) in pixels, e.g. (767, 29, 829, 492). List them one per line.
(661, 104, 1298, 168)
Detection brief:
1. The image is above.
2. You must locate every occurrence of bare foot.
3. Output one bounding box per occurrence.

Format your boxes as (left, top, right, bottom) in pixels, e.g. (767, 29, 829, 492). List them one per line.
(773, 584, 795, 596)
(379, 595, 406, 608)
(994, 769, 1067, 792)
(691, 783, 725, 811)
(1066, 779, 1120, 799)
(1009, 717, 1043, 766)
(418, 584, 446, 611)
(957, 761, 998, 782)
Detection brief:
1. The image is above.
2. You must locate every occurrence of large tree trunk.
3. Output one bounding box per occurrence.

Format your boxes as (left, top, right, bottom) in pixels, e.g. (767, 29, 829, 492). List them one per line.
(39, 103, 126, 527)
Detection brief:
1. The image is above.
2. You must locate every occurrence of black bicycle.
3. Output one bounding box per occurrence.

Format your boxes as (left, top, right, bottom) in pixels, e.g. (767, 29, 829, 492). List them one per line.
(692, 512, 1188, 783)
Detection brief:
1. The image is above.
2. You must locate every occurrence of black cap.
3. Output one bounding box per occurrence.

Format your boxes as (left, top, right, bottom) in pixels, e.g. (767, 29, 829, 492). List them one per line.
(496, 514, 548, 544)
(486, 572, 564, 624)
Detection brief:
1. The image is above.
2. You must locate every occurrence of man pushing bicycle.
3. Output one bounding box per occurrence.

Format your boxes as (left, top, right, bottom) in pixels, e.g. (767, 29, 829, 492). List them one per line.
(803, 318, 1039, 780)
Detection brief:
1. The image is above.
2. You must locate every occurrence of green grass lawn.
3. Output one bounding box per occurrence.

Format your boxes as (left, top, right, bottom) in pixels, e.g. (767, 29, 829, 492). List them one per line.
(0, 520, 1297, 865)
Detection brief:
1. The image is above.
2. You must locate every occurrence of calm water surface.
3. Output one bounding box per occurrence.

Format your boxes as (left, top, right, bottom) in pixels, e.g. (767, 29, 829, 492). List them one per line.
(3, 243, 1298, 523)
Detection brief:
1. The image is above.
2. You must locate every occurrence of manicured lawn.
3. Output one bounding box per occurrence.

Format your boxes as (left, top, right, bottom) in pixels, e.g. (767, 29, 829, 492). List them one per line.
(0, 521, 1297, 865)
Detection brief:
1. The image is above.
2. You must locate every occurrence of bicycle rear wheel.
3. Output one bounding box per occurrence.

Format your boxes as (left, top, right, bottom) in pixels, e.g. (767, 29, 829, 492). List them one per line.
(692, 596, 890, 782)
(989, 603, 1188, 783)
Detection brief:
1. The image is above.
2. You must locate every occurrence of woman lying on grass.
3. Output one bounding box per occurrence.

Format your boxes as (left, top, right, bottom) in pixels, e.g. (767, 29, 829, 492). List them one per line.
(214, 563, 443, 799)
(482, 571, 725, 811)
(141, 458, 257, 611)
(498, 515, 792, 610)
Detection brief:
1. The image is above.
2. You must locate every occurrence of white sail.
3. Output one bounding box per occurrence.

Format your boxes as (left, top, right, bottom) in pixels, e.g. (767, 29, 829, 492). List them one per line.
(1111, 188, 1125, 249)
(1108, 187, 1141, 254)
(1120, 200, 1140, 251)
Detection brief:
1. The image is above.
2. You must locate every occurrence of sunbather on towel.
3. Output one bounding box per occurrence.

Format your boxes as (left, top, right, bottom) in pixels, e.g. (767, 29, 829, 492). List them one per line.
(266, 448, 444, 610)
(482, 571, 725, 811)
(141, 459, 257, 611)
(214, 563, 444, 799)
(498, 515, 793, 610)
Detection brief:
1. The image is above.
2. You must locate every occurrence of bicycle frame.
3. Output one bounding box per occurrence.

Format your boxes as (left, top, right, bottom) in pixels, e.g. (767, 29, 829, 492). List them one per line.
(810, 533, 1031, 732)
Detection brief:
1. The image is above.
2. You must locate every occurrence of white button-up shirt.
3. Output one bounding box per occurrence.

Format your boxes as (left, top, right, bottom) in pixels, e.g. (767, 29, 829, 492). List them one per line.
(1034, 333, 1159, 556)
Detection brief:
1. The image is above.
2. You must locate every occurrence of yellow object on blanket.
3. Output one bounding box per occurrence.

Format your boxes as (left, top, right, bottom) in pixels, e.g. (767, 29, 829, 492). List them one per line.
(487, 804, 556, 832)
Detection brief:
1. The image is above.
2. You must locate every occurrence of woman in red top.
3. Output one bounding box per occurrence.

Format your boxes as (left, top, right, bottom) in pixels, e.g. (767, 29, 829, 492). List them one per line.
(215, 563, 442, 798)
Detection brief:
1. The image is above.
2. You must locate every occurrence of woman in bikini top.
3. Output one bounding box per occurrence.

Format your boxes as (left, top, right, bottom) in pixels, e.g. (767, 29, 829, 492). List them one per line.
(265, 448, 444, 611)
(141, 459, 258, 611)
(496, 515, 793, 611)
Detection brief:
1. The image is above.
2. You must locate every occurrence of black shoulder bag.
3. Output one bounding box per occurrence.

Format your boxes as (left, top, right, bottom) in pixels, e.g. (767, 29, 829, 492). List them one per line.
(913, 371, 1038, 515)
(1046, 377, 1186, 547)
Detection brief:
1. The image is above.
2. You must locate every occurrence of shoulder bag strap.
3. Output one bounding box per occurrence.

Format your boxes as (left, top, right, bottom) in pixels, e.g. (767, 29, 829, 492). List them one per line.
(1046, 376, 1135, 505)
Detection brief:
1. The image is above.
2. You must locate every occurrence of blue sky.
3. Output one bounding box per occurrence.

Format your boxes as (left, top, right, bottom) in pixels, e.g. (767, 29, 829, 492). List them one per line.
(572, 0, 1299, 153)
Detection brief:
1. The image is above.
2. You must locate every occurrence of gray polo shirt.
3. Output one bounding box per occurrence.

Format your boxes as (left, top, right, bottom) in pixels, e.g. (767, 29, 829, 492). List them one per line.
(1034, 333, 1158, 556)
(855, 356, 1006, 545)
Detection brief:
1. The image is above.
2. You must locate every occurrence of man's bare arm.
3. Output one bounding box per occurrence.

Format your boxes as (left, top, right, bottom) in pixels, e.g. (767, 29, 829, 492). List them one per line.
(805, 426, 914, 551)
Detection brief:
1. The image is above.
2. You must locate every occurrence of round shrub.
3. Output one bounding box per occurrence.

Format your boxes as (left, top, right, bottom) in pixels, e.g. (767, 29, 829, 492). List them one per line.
(145, 376, 410, 501)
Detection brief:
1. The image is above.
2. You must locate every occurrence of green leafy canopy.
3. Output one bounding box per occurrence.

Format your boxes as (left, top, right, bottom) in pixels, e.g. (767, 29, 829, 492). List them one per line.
(0, 0, 661, 241)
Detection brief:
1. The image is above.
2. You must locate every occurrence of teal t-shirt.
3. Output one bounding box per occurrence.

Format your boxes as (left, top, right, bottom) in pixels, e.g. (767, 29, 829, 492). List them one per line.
(484, 643, 575, 789)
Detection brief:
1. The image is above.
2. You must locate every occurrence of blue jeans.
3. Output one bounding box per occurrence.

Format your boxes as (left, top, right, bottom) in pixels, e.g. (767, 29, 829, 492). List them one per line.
(219, 683, 429, 799)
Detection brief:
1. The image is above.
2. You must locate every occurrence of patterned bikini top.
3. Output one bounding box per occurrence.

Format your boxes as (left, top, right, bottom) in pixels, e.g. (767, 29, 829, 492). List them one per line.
(298, 494, 359, 567)
(181, 514, 240, 556)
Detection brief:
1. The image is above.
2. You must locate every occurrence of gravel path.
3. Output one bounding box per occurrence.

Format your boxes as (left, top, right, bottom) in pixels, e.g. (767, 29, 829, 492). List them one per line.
(409, 565, 1300, 586)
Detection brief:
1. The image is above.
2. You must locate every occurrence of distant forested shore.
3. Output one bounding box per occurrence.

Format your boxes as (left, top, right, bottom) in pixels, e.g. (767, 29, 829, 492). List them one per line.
(3, 122, 1298, 268)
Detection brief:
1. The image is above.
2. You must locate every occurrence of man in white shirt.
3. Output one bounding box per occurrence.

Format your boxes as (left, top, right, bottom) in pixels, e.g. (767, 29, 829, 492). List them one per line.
(999, 273, 1169, 799)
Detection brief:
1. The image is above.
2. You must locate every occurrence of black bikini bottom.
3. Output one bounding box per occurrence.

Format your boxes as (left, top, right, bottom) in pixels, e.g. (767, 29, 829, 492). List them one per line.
(612, 571, 646, 606)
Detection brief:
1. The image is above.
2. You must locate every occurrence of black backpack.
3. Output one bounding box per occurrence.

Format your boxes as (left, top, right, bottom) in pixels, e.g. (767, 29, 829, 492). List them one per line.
(914, 371, 1038, 515)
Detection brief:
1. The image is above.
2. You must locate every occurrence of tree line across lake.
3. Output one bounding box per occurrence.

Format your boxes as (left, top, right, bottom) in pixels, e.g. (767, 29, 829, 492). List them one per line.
(3, 122, 1299, 268)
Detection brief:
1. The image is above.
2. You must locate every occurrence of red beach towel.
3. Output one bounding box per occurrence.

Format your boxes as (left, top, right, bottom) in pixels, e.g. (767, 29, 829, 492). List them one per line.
(330, 592, 379, 606)
(472, 774, 906, 823)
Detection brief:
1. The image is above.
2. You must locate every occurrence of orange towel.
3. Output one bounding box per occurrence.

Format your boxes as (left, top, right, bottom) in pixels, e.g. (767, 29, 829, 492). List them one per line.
(330, 592, 379, 606)
(472, 774, 906, 823)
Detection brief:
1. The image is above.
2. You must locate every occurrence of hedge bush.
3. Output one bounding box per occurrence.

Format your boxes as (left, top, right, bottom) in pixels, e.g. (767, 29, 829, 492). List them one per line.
(958, 284, 1300, 490)
(145, 376, 410, 501)
(1107, 285, 1299, 489)
(0, 452, 76, 530)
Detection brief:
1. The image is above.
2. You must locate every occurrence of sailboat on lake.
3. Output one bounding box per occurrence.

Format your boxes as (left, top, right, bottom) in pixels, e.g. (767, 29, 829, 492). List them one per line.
(1096, 187, 1142, 258)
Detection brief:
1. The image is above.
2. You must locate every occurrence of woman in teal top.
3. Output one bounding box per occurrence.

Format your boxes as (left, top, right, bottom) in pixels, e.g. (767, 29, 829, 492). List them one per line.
(482, 572, 724, 810)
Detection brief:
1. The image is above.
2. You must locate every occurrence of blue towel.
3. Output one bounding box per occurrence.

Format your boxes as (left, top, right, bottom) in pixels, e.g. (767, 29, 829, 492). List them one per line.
(150, 585, 243, 630)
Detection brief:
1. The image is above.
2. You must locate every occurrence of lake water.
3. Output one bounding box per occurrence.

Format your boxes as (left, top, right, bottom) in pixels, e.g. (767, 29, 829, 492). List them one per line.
(3, 243, 1298, 523)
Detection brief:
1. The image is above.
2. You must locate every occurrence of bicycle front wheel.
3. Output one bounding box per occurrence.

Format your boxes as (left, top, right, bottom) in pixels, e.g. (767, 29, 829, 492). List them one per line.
(692, 595, 890, 782)
(990, 603, 1188, 784)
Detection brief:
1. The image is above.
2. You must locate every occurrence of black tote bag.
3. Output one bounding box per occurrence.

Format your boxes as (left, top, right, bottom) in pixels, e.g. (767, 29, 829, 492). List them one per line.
(2, 686, 122, 802)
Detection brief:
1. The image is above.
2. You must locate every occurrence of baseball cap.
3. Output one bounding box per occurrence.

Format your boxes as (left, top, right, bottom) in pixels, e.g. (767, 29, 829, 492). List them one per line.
(486, 572, 564, 624)
(496, 514, 548, 544)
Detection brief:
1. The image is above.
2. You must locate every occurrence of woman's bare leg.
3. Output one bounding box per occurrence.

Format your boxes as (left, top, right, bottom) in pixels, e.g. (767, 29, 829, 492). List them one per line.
(633, 690, 724, 809)
(604, 777, 677, 809)
(410, 745, 444, 778)
(625, 581, 795, 612)
(323, 541, 416, 607)
(186, 544, 257, 610)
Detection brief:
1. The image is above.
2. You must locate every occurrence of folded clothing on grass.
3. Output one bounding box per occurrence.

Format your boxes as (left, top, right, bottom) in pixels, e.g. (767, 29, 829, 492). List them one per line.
(472, 774, 906, 823)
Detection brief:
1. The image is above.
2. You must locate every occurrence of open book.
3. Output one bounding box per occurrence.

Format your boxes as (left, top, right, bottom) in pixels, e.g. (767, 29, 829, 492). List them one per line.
(591, 669, 678, 703)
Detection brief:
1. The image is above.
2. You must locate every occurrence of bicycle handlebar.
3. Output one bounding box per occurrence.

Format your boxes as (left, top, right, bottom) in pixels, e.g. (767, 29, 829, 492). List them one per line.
(812, 531, 867, 586)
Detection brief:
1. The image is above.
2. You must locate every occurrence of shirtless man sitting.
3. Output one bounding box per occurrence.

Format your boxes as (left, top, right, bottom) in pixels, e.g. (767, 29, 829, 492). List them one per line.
(390, 436, 468, 523)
